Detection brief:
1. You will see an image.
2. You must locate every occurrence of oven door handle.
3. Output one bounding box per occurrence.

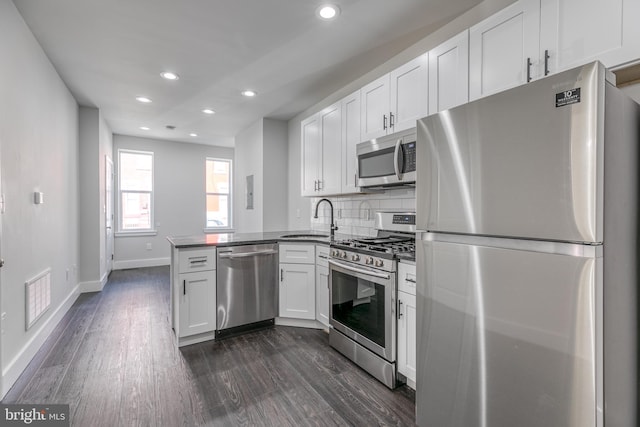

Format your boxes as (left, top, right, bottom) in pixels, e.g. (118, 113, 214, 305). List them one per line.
(328, 259, 391, 280)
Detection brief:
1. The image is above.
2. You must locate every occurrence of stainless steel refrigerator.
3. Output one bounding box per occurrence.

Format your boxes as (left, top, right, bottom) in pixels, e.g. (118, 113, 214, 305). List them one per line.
(415, 61, 638, 427)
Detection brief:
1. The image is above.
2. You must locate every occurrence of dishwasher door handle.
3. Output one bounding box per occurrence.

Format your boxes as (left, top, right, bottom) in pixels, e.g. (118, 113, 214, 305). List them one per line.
(218, 249, 278, 259)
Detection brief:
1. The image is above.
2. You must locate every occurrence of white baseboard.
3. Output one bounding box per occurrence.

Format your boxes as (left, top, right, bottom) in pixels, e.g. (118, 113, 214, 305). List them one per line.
(113, 257, 170, 270)
(78, 279, 103, 293)
(275, 317, 323, 329)
(1, 284, 80, 399)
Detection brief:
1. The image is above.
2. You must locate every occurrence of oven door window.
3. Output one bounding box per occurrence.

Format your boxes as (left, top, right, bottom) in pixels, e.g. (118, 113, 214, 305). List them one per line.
(332, 270, 386, 347)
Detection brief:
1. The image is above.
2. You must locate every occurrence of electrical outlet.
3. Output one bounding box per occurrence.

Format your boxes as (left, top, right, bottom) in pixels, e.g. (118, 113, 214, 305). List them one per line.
(146, 243, 152, 250)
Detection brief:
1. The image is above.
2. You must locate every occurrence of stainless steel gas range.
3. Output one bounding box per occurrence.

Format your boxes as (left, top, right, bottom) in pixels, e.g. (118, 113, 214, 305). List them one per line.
(328, 211, 415, 389)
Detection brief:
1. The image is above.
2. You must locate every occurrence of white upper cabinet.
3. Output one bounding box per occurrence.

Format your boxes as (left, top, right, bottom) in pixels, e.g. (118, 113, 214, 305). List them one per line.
(469, 0, 540, 101)
(539, 0, 640, 75)
(470, 0, 640, 101)
(341, 90, 361, 194)
(301, 114, 320, 197)
(301, 102, 342, 196)
(428, 30, 470, 114)
(361, 74, 390, 140)
(389, 54, 429, 133)
(361, 54, 428, 140)
(319, 102, 342, 195)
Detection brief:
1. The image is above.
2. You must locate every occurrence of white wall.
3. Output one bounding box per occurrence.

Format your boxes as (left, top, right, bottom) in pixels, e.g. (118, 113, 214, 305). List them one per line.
(0, 0, 80, 397)
(287, 0, 516, 230)
(234, 120, 264, 233)
(112, 135, 233, 269)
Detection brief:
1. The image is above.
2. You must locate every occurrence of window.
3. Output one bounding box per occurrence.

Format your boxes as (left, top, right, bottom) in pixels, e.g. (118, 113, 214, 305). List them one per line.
(118, 149, 154, 232)
(206, 158, 231, 229)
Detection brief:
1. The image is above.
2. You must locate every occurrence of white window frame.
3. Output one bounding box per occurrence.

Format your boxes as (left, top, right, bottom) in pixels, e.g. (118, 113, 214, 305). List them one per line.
(204, 157, 233, 232)
(116, 149, 156, 236)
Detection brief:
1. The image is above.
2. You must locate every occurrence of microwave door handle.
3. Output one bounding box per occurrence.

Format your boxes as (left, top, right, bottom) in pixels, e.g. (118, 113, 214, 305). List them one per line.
(393, 138, 403, 180)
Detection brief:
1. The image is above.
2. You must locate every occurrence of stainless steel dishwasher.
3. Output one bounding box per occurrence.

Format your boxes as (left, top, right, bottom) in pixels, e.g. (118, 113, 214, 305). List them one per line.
(216, 243, 279, 336)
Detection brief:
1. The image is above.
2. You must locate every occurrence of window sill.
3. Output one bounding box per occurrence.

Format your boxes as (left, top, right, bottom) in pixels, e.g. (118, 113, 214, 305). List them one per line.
(203, 228, 235, 234)
(115, 230, 158, 237)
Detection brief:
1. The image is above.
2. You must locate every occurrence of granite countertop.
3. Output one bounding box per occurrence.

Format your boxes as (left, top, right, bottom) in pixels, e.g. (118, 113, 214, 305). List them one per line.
(167, 230, 355, 248)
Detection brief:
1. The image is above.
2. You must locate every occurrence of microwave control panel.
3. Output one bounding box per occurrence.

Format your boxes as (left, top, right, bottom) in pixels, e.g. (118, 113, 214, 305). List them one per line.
(403, 141, 416, 173)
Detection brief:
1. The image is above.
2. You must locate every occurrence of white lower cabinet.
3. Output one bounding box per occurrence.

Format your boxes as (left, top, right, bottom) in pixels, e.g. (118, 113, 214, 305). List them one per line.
(171, 246, 217, 346)
(315, 245, 330, 328)
(178, 270, 216, 337)
(279, 244, 316, 320)
(397, 261, 417, 388)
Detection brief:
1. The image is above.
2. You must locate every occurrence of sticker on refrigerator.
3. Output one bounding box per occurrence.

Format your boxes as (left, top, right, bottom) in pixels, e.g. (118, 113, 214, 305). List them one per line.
(556, 88, 581, 107)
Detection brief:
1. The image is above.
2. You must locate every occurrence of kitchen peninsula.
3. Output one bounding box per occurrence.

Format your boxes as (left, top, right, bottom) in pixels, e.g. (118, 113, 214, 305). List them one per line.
(167, 231, 344, 347)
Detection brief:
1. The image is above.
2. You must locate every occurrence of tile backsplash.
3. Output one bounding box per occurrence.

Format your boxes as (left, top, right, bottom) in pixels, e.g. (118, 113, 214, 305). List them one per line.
(310, 188, 415, 237)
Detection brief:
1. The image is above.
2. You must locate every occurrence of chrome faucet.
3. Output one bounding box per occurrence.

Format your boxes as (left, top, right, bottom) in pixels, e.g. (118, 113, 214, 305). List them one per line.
(314, 198, 338, 238)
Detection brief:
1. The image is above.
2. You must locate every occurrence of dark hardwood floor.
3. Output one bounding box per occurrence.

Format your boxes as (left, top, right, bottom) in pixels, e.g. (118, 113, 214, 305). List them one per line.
(2, 266, 416, 426)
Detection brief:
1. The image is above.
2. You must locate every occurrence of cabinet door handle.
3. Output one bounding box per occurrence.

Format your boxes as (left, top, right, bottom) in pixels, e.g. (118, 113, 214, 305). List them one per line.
(318, 180, 323, 190)
(183, 279, 186, 295)
(354, 173, 357, 187)
(280, 268, 284, 282)
(389, 112, 394, 128)
(405, 278, 416, 284)
(544, 49, 550, 76)
(314, 180, 318, 191)
(383, 114, 387, 130)
(526, 57, 532, 82)
(398, 300, 404, 319)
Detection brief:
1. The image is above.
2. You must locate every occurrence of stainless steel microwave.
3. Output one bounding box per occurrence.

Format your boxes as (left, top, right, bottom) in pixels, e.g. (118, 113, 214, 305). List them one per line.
(356, 129, 416, 188)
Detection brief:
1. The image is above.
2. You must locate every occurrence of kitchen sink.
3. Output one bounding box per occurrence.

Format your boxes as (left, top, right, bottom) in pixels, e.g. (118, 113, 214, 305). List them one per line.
(280, 233, 329, 239)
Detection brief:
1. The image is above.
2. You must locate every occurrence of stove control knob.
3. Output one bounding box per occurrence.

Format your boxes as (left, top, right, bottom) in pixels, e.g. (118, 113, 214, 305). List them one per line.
(374, 259, 384, 268)
(365, 257, 374, 265)
(332, 249, 340, 257)
(351, 254, 360, 262)
(341, 251, 348, 259)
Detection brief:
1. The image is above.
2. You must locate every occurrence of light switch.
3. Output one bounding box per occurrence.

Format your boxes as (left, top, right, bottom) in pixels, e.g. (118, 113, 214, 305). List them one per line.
(34, 192, 44, 204)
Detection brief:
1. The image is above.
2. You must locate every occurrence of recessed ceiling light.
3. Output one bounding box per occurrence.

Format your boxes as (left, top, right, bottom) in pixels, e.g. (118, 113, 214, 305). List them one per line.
(241, 90, 256, 97)
(136, 96, 152, 103)
(140, 126, 150, 130)
(202, 108, 215, 115)
(189, 133, 198, 137)
(160, 71, 179, 80)
(317, 4, 340, 20)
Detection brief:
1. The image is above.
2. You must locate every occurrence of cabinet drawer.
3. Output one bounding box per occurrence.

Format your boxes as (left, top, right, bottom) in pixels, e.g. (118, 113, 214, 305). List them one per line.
(316, 245, 330, 268)
(179, 247, 216, 273)
(398, 261, 417, 295)
(279, 244, 315, 264)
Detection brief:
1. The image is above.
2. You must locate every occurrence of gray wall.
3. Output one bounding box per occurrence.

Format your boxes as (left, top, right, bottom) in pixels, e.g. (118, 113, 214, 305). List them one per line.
(287, 0, 516, 230)
(78, 107, 113, 290)
(0, 0, 80, 396)
(263, 119, 288, 232)
(112, 135, 233, 268)
(234, 120, 264, 233)
(234, 118, 288, 233)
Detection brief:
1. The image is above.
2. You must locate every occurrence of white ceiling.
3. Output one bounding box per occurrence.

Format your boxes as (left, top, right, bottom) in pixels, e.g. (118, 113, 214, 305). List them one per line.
(13, 0, 482, 147)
